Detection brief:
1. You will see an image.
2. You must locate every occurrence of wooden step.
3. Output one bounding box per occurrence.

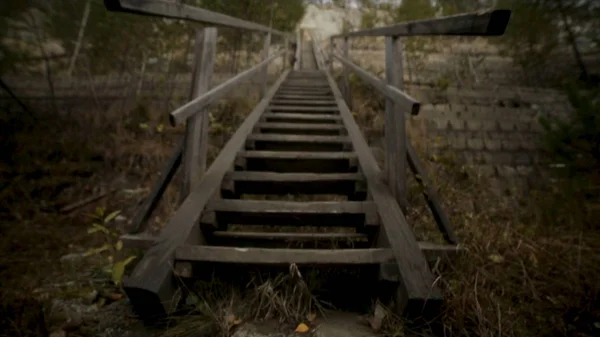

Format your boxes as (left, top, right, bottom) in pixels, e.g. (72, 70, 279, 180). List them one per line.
(176, 246, 392, 265)
(221, 172, 364, 196)
(236, 150, 358, 173)
(263, 112, 341, 124)
(203, 199, 378, 227)
(246, 134, 351, 152)
(270, 99, 337, 106)
(255, 122, 345, 136)
(268, 106, 339, 113)
(274, 94, 334, 100)
(210, 231, 370, 249)
(276, 91, 333, 96)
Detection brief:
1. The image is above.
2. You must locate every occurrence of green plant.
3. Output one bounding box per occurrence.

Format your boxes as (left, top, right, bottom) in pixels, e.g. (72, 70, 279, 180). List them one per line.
(85, 207, 137, 286)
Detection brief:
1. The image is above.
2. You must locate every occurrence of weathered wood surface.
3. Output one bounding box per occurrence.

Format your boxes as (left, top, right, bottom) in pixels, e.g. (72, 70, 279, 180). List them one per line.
(170, 51, 285, 125)
(122, 69, 290, 320)
(105, 0, 288, 36)
(407, 142, 458, 244)
(182, 28, 216, 198)
(331, 9, 511, 38)
(176, 246, 393, 264)
(384, 36, 407, 207)
(322, 60, 443, 313)
(129, 138, 183, 234)
(332, 53, 420, 115)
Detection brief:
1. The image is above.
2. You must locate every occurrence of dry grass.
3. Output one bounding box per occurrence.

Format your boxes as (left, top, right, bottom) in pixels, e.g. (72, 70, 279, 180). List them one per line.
(347, 78, 600, 337)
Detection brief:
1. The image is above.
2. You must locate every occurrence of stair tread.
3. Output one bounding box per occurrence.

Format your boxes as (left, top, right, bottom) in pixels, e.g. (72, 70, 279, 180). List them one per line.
(256, 122, 343, 130)
(247, 134, 350, 143)
(175, 245, 392, 264)
(207, 199, 374, 215)
(226, 171, 363, 182)
(213, 231, 368, 241)
(239, 150, 356, 160)
(263, 113, 341, 121)
(270, 100, 337, 105)
(269, 106, 339, 112)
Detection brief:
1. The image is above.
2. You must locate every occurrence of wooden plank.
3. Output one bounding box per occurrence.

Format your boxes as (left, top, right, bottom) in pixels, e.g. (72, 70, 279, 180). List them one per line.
(256, 122, 344, 131)
(122, 69, 291, 320)
(407, 142, 458, 244)
(331, 9, 511, 38)
(268, 106, 338, 112)
(384, 36, 407, 207)
(222, 171, 363, 196)
(247, 134, 349, 144)
(269, 99, 337, 106)
(206, 199, 376, 227)
(239, 150, 355, 160)
(170, 51, 284, 125)
(332, 53, 420, 115)
(176, 246, 392, 264)
(263, 112, 341, 122)
(213, 231, 369, 241)
(104, 0, 288, 36)
(182, 27, 216, 198)
(321, 64, 443, 313)
(274, 94, 334, 100)
(123, 235, 461, 264)
(129, 138, 183, 234)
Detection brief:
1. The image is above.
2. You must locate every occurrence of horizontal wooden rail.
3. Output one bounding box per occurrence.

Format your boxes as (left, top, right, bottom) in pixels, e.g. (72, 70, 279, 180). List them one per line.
(331, 9, 511, 38)
(331, 53, 420, 115)
(105, 0, 288, 36)
(170, 50, 285, 125)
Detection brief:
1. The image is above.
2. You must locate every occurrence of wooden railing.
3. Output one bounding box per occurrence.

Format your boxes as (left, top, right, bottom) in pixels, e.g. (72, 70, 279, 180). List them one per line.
(312, 9, 512, 245)
(104, 0, 297, 233)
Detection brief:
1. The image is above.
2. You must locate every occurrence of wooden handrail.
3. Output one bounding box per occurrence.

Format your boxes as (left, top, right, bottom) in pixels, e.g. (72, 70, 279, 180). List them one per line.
(105, 0, 289, 36)
(169, 50, 285, 125)
(331, 9, 511, 38)
(331, 53, 420, 115)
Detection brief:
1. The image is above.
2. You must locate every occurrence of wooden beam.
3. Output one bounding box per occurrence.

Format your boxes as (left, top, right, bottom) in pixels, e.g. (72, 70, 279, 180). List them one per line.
(128, 138, 183, 234)
(407, 142, 458, 244)
(321, 62, 443, 314)
(104, 0, 288, 36)
(384, 36, 407, 207)
(175, 246, 392, 265)
(182, 27, 216, 198)
(122, 69, 291, 321)
(331, 9, 512, 38)
(332, 53, 420, 116)
(170, 51, 284, 126)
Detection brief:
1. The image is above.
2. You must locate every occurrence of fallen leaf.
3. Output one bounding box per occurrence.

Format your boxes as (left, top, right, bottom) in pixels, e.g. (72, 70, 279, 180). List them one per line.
(115, 240, 123, 251)
(295, 323, 310, 333)
(111, 256, 137, 285)
(488, 254, 505, 263)
(306, 312, 317, 322)
(104, 210, 121, 224)
(109, 293, 123, 301)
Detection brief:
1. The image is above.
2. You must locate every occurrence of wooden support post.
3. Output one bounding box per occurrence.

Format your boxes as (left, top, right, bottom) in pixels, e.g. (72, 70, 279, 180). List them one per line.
(384, 36, 407, 208)
(260, 32, 271, 98)
(342, 37, 351, 109)
(181, 27, 217, 199)
(328, 37, 334, 73)
(283, 36, 289, 71)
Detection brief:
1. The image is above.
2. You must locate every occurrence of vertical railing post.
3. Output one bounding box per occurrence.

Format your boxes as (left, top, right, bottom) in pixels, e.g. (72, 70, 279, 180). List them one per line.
(328, 37, 334, 73)
(342, 37, 351, 108)
(260, 31, 271, 98)
(283, 35, 289, 71)
(384, 35, 407, 207)
(181, 27, 217, 200)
